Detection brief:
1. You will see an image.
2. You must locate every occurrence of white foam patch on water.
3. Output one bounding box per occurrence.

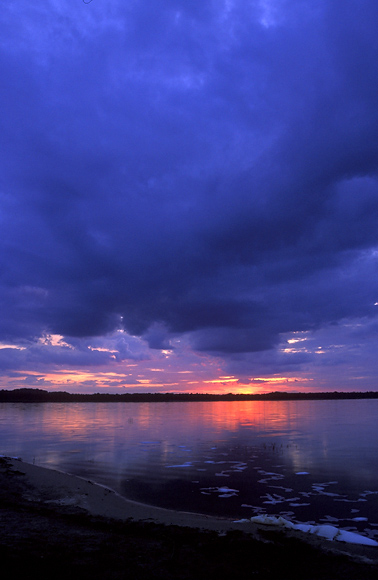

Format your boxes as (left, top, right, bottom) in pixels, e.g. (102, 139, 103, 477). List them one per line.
(166, 462, 193, 468)
(248, 515, 378, 546)
(295, 472, 310, 475)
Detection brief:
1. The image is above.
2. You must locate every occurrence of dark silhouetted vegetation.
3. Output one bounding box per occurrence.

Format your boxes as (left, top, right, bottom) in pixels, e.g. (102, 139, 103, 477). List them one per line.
(1, 387, 378, 403)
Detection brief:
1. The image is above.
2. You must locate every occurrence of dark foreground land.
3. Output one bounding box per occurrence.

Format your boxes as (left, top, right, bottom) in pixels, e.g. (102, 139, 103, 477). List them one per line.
(1, 458, 378, 580)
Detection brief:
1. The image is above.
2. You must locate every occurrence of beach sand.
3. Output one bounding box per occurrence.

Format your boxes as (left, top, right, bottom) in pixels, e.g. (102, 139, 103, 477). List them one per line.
(1, 456, 378, 579)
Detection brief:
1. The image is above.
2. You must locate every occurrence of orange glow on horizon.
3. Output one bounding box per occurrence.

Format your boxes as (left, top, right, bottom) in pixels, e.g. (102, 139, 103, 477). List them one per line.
(204, 378, 239, 384)
(250, 376, 304, 383)
(5, 366, 313, 395)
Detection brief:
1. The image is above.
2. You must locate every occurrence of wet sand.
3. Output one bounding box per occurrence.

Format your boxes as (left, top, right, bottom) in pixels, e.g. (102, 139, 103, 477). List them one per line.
(1, 456, 378, 579)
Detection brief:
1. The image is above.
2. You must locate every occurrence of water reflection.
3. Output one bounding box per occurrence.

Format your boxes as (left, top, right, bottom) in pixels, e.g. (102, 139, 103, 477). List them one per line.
(1, 400, 378, 538)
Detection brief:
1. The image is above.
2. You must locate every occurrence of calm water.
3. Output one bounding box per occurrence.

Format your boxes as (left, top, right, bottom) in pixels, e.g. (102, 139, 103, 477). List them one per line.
(1, 399, 378, 539)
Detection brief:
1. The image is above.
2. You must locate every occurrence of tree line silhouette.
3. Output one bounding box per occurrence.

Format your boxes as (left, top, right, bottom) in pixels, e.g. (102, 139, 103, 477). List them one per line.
(1, 388, 378, 403)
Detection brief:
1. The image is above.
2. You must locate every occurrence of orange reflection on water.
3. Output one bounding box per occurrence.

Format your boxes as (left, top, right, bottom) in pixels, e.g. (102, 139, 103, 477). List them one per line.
(5, 398, 346, 483)
(27, 399, 313, 446)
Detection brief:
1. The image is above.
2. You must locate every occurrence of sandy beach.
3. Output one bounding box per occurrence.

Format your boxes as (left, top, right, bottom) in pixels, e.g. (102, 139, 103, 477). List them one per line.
(1, 456, 378, 579)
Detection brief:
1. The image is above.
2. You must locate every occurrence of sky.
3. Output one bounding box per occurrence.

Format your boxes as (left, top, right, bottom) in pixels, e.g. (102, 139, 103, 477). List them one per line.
(1, 0, 378, 394)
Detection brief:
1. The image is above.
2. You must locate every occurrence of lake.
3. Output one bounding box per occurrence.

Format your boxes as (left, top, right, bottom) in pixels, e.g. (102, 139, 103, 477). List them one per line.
(1, 399, 378, 540)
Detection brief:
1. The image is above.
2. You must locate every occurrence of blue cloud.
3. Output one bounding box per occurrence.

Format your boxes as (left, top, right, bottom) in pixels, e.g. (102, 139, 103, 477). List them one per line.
(1, 1, 378, 385)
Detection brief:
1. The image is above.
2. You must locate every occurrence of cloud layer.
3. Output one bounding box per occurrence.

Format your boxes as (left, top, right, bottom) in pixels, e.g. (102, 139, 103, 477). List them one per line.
(1, 1, 378, 390)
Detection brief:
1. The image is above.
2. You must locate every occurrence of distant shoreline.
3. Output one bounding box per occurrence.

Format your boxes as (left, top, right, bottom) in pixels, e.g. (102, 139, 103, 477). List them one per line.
(1, 387, 378, 403)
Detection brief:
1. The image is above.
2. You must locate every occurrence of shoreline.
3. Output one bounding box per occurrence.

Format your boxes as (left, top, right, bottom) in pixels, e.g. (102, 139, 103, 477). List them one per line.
(0, 457, 378, 580)
(3, 456, 262, 533)
(2, 457, 378, 565)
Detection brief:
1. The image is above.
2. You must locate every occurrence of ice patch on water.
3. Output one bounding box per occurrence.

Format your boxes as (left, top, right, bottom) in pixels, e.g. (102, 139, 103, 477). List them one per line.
(241, 505, 266, 515)
(248, 515, 378, 546)
(311, 481, 345, 498)
(208, 460, 248, 478)
(200, 485, 239, 497)
(334, 498, 367, 503)
(289, 502, 311, 507)
(219, 486, 239, 493)
(262, 493, 285, 505)
(320, 515, 339, 523)
(268, 485, 293, 493)
(313, 481, 338, 488)
(257, 469, 285, 484)
(232, 462, 248, 471)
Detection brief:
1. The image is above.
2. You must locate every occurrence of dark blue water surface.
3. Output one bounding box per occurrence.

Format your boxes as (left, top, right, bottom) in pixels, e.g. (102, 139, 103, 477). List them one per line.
(1, 399, 378, 540)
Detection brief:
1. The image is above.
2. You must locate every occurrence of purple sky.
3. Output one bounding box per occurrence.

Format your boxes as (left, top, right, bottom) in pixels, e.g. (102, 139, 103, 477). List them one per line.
(1, 1, 378, 393)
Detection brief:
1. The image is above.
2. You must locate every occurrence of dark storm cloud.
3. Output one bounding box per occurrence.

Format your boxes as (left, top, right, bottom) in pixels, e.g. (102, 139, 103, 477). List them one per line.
(1, 0, 378, 363)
